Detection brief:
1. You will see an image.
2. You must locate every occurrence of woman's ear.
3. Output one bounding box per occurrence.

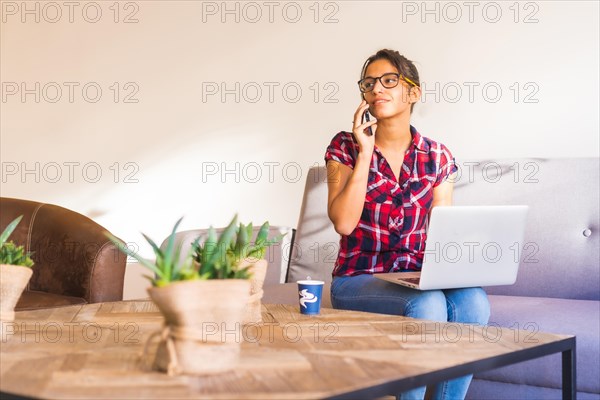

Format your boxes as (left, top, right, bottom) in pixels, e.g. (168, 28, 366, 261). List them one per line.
(409, 85, 421, 104)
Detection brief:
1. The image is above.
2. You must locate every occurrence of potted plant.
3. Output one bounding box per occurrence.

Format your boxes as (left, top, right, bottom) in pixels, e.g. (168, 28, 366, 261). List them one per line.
(191, 220, 283, 325)
(107, 214, 282, 376)
(0, 216, 34, 325)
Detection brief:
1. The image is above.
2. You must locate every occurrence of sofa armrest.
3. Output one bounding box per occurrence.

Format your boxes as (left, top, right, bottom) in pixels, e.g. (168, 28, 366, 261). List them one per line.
(0, 197, 126, 303)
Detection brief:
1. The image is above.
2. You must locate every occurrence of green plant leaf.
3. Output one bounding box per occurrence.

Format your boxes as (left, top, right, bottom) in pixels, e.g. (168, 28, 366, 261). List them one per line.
(245, 222, 253, 243)
(255, 221, 270, 244)
(234, 222, 249, 262)
(198, 271, 212, 280)
(162, 217, 184, 281)
(142, 233, 164, 259)
(105, 232, 163, 278)
(202, 226, 218, 264)
(171, 242, 191, 279)
(207, 214, 238, 268)
(0, 240, 34, 267)
(187, 215, 283, 281)
(0, 215, 23, 248)
(267, 233, 286, 246)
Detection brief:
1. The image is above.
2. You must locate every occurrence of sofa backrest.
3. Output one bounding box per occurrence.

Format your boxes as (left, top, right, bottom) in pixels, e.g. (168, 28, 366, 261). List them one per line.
(287, 159, 599, 301)
(453, 158, 599, 301)
(286, 167, 337, 284)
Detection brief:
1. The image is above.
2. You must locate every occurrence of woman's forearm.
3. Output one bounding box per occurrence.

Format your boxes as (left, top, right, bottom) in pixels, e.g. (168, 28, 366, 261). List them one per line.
(328, 154, 371, 235)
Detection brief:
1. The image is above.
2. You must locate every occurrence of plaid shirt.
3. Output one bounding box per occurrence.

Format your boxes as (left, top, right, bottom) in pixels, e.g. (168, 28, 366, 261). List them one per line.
(324, 126, 458, 276)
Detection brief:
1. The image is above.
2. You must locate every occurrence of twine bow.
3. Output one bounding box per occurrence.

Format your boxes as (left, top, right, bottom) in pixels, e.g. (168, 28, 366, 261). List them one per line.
(144, 324, 211, 376)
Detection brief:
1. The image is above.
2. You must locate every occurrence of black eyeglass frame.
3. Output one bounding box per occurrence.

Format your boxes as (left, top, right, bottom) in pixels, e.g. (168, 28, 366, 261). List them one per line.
(357, 73, 418, 93)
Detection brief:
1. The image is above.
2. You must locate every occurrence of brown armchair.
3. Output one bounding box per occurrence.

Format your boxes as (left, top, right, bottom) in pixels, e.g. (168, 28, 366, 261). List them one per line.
(0, 197, 127, 310)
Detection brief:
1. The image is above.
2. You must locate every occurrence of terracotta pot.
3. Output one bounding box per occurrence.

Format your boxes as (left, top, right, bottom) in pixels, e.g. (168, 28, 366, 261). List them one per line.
(0, 264, 33, 322)
(147, 279, 251, 375)
(242, 259, 268, 325)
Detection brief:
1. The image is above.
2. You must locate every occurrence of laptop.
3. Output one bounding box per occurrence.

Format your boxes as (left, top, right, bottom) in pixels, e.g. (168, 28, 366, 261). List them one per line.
(374, 205, 529, 290)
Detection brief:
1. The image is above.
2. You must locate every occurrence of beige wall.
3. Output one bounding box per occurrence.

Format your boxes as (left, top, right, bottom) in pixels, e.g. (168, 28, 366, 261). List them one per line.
(1, 1, 598, 298)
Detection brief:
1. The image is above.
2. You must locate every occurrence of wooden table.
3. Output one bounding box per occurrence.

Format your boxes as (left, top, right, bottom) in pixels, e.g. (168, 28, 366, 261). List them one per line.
(0, 300, 576, 399)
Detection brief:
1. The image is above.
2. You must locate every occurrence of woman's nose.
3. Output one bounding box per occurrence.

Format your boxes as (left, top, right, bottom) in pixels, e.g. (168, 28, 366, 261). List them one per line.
(372, 79, 385, 93)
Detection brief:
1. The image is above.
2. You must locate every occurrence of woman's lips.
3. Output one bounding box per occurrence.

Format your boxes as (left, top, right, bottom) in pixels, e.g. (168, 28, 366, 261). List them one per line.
(372, 99, 390, 106)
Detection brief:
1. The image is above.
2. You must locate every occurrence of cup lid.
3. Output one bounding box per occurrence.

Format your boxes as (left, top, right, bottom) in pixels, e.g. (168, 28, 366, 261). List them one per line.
(297, 280, 324, 285)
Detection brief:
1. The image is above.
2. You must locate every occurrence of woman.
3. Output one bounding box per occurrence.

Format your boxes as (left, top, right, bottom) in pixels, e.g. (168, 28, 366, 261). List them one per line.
(324, 49, 490, 400)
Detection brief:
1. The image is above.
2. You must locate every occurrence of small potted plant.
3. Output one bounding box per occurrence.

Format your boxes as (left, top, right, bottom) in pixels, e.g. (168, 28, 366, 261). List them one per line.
(192, 220, 283, 325)
(0, 216, 34, 324)
(107, 214, 282, 376)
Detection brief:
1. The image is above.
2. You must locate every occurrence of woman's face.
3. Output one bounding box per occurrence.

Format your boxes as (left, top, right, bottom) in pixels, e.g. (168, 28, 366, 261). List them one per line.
(362, 59, 418, 120)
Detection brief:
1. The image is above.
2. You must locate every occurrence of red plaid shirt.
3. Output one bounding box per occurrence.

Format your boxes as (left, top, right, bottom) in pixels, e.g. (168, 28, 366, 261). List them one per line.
(324, 126, 458, 276)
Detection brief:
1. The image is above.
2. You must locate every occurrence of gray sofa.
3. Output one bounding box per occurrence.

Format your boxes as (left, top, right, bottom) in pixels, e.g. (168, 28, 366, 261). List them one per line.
(262, 158, 599, 399)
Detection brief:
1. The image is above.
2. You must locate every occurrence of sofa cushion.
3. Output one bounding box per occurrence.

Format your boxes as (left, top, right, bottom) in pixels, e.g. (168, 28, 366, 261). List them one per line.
(454, 158, 599, 300)
(16, 290, 87, 311)
(474, 295, 599, 394)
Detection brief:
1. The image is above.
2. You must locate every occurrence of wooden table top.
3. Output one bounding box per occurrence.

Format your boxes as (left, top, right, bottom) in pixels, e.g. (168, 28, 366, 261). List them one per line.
(0, 300, 573, 399)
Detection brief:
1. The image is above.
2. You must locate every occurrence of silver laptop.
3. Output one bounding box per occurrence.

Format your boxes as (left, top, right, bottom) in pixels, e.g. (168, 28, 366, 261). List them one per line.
(375, 205, 529, 290)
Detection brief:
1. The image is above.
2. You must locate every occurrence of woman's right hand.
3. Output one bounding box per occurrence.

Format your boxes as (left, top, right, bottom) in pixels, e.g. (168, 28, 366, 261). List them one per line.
(352, 100, 377, 157)
(327, 100, 376, 236)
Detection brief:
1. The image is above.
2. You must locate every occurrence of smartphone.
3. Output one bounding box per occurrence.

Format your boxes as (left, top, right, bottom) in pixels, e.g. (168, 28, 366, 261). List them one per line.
(362, 109, 373, 136)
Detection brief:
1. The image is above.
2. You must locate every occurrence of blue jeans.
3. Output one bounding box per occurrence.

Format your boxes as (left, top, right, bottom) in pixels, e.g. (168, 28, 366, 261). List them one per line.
(330, 274, 490, 400)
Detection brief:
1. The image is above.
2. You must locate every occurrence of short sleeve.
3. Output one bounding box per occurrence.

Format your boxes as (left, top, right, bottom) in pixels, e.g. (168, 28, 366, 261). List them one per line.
(324, 132, 357, 169)
(434, 144, 458, 187)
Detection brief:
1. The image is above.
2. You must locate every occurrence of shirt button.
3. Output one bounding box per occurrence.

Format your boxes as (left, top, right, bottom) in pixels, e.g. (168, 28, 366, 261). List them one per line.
(583, 229, 592, 237)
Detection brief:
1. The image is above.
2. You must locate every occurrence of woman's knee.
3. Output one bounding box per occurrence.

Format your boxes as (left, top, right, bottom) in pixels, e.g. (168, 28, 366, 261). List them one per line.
(331, 276, 447, 319)
(404, 290, 447, 322)
(444, 287, 490, 325)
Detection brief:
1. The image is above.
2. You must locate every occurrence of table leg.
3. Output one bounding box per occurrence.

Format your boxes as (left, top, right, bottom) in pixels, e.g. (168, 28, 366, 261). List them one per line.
(562, 339, 576, 400)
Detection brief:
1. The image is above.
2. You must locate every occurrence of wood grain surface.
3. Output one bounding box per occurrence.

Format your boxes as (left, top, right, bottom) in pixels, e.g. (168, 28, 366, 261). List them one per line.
(0, 300, 572, 399)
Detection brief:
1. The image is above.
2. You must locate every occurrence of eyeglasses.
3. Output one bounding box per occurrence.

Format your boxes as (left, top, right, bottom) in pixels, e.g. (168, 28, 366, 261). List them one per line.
(357, 73, 418, 93)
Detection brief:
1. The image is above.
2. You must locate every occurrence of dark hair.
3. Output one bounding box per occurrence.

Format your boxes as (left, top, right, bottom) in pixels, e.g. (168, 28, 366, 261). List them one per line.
(360, 49, 420, 113)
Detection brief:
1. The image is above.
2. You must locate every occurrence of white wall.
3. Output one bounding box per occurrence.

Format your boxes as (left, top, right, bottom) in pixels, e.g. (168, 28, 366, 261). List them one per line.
(1, 1, 598, 297)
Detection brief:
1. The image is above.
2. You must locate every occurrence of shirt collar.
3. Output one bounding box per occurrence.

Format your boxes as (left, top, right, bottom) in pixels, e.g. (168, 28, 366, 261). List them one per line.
(410, 125, 430, 153)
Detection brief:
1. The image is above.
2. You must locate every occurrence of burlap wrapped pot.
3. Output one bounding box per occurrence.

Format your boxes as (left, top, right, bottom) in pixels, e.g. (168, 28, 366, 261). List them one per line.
(0, 264, 32, 322)
(241, 259, 268, 324)
(147, 279, 251, 376)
